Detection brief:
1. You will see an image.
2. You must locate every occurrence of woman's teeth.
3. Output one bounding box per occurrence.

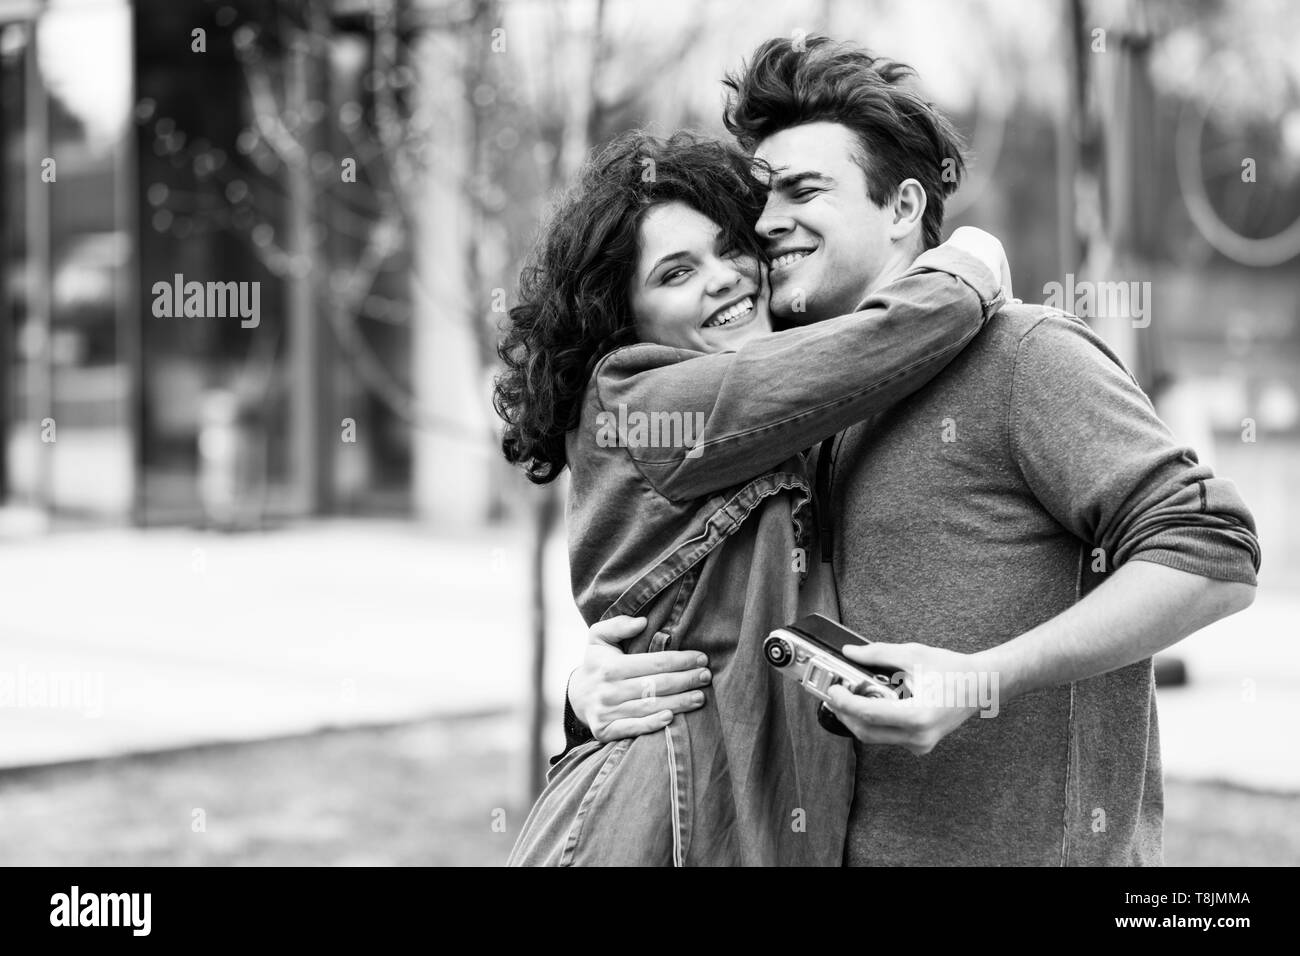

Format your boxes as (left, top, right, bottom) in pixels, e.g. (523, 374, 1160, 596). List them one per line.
(704, 297, 754, 328)
(772, 250, 811, 270)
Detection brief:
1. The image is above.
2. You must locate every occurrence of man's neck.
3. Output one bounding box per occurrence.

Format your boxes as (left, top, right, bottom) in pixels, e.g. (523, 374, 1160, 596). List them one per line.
(861, 248, 920, 301)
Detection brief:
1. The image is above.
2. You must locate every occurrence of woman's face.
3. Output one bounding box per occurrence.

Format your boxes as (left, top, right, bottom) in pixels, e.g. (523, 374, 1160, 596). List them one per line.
(628, 201, 772, 353)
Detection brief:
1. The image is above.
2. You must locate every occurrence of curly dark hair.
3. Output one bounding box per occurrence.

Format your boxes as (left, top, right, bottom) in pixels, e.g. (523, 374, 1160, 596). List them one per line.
(724, 35, 965, 251)
(493, 130, 769, 484)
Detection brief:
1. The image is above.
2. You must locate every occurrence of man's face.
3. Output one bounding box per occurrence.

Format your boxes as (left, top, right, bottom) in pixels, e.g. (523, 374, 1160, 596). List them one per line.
(754, 121, 896, 325)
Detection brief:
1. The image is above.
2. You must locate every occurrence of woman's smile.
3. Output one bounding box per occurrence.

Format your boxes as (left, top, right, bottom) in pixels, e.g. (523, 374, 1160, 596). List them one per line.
(702, 295, 756, 329)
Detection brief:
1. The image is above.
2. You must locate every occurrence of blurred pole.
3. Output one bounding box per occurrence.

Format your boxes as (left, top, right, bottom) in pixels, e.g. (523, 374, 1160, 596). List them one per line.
(527, 482, 559, 795)
(1056, 0, 1083, 278)
(24, 17, 52, 519)
(409, 6, 491, 529)
(0, 35, 9, 505)
(287, 37, 329, 516)
(1089, 0, 1158, 386)
(120, 3, 144, 526)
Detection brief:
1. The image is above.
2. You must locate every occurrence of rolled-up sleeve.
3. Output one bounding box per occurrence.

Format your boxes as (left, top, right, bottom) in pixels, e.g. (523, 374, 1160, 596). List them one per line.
(1009, 313, 1260, 584)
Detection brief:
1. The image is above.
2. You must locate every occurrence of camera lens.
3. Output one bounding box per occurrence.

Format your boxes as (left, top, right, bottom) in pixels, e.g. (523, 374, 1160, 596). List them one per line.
(763, 636, 794, 668)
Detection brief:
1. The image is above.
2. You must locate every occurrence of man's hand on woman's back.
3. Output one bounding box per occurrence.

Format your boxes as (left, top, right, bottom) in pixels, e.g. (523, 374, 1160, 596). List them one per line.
(568, 616, 713, 741)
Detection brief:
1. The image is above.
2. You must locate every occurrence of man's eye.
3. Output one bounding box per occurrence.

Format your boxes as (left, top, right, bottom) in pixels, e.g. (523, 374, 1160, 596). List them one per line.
(793, 188, 818, 200)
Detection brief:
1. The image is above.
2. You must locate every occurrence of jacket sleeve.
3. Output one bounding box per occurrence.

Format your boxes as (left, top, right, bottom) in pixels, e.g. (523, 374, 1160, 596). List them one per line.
(595, 245, 1004, 502)
(1009, 314, 1260, 583)
(556, 673, 595, 760)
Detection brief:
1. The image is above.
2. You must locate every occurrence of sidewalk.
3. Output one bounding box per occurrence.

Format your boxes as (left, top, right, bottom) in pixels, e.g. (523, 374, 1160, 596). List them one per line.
(0, 520, 588, 768)
(2, 519, 1297, 790)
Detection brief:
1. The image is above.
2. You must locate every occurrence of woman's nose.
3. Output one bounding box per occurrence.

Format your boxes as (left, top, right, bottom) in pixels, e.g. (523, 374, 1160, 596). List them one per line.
(704, 258, 743, 295)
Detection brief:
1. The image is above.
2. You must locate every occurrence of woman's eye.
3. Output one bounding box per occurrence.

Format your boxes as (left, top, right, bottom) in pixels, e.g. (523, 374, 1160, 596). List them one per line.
(663, 267, 690, 283)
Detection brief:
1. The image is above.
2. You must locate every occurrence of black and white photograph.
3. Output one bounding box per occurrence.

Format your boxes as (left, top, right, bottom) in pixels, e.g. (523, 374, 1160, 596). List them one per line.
(0, 0, 1297, 896)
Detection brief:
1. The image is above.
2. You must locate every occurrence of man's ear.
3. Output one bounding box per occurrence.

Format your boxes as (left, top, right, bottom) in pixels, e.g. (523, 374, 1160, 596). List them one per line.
(886, 179, 927, 243)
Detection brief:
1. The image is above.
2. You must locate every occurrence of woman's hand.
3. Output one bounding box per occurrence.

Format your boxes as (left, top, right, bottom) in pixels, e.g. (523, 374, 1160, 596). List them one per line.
(946, 226, 1016, 304)
(568, 616, 712, 741)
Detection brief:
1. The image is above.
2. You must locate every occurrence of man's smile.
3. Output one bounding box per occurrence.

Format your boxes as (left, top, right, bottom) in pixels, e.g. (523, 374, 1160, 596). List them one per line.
(770, 246, 816, 275)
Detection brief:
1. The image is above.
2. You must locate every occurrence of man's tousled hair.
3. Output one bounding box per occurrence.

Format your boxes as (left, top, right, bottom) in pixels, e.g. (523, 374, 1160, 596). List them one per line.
(724, 35, 965, 250)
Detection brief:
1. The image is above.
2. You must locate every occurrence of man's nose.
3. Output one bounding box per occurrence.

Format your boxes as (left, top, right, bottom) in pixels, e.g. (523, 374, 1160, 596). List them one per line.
(755, 201, 794, 243)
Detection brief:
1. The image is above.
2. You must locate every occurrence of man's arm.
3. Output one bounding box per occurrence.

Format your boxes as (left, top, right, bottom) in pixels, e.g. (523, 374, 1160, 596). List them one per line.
(829, 562, 1253, 754)
(981, 560, 1252, 698)
(827, 313, 1260, 753)
(602, 238, 1004, 502)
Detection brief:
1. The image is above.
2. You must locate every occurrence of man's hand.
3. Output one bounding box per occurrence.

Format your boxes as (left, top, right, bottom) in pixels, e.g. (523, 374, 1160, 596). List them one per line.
(569, 616, 712, 742)
(824, 641, 984, 756)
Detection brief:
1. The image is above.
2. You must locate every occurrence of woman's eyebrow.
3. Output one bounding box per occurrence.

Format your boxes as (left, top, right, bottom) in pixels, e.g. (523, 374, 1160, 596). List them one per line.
(646, 250, 690, 283)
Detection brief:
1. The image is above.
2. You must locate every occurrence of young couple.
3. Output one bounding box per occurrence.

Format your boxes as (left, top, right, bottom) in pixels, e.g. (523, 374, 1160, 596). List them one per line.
(493, 36, 1261, 867)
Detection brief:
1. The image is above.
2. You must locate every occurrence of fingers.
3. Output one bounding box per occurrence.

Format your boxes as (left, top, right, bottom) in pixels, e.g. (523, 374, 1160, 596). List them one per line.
(616, 689, 706, 720)
(598, 710, 674, 742)
(595, 686, 708, 741)
(588, 683, 708, 736)
(591, 695, 701, 740)
(587, 615, 649, 647)
(614, 666, 711, 702)
(582, 656, 711, 742)
(826, 684, 918, 732)
(590, 649, 709, 683)
(841, 641, 912, 672)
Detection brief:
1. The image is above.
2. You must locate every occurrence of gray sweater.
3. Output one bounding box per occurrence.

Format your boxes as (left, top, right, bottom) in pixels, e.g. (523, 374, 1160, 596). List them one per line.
(830, 305, 1260, 866)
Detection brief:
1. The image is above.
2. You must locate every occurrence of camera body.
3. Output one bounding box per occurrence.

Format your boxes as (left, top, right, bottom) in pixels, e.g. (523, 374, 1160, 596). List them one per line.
(763, 614, 910, 736)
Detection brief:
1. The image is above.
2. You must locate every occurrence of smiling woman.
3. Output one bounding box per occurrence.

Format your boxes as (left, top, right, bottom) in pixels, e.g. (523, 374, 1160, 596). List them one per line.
(494, 130, 770, 484)
(629, 201, 772, 352)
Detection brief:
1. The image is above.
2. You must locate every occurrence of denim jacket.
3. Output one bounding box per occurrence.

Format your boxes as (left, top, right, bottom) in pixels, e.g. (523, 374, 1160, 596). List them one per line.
(508, 246, 1004, 866)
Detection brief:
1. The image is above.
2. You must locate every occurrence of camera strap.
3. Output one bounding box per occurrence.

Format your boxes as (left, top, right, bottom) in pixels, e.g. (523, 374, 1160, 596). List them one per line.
(814, 435, 837, 564)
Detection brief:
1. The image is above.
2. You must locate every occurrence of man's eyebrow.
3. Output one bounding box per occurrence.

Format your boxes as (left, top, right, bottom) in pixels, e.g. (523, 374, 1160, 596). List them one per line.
(770, 170, 834, 191)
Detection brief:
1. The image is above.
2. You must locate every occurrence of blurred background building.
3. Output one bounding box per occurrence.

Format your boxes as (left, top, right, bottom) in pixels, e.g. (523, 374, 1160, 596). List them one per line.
(0, 0, 1297, 865)
(1, 0, 1298, 541)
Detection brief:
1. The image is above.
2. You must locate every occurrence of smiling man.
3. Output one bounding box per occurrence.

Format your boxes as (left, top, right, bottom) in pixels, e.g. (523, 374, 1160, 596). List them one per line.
(757, 122, 922, 322)
(720, 35, 1260, 865)
(564, 35, 1261, 867)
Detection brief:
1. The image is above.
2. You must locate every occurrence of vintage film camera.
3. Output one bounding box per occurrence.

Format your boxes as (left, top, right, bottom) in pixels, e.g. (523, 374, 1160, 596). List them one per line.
(763, 613, 912, 736)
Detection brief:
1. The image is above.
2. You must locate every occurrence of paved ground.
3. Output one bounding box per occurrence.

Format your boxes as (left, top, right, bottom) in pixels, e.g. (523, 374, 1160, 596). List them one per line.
(2, 714, 1295, 866)
(0, 519, 588, 767)
(1, 517, 1297, 790)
